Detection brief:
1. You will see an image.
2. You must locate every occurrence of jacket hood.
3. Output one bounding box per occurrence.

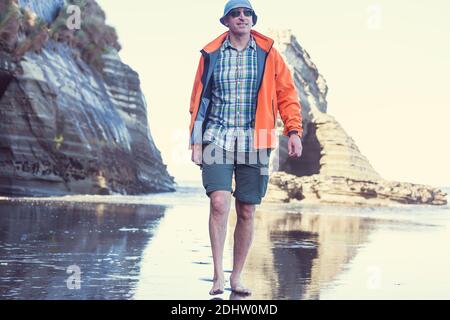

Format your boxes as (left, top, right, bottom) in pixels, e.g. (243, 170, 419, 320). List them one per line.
(202, 30, 274, 53)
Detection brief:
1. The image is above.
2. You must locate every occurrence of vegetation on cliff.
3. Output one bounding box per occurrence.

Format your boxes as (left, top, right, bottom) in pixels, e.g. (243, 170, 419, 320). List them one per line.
(0, 0, 120, 71)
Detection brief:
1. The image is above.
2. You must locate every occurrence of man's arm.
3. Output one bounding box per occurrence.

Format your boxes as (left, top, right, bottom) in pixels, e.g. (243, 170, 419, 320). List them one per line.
(274, 49, 303, 157)
(189, 56, 205, 163)
(273, 48, 303, 138)
(189, 56, 204, 115)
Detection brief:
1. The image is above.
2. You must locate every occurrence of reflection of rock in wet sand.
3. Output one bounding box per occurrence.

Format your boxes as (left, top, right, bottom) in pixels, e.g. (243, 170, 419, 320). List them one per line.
(227, 207, 373, 299)
(295, 213, 371, 300)
(0, 202, 166, 299)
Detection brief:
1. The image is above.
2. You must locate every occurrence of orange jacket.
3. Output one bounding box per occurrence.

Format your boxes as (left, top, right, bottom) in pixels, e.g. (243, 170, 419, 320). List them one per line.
(189, 30, 302, 150)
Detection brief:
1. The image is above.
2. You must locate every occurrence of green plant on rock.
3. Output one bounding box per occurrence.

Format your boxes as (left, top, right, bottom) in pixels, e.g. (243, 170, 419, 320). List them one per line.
(2, 0, 120, 72)
(49, 0, 121, 71)
(0, 0, 21, 52)
(15, 9, 49, 56)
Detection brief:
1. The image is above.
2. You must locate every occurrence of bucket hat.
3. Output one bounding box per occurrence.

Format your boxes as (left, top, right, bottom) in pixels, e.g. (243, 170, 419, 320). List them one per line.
(219, 0, 258, 26)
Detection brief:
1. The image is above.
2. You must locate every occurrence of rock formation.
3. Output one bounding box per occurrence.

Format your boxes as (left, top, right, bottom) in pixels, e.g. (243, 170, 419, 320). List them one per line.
(0, 0, 175, 196)
(265, 30, 447, 206)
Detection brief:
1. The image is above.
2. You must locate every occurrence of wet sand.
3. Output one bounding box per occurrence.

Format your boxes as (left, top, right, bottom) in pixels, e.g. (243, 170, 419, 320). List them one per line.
(0, 183, 449, 299)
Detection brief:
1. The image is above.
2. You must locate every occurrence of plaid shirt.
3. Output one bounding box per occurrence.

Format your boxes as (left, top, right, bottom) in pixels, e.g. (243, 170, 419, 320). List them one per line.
(202, 35, 258, 152)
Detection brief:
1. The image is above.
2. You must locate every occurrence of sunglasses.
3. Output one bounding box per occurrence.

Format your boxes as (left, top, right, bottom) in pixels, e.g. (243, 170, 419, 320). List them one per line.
(228, 9, 253, 18)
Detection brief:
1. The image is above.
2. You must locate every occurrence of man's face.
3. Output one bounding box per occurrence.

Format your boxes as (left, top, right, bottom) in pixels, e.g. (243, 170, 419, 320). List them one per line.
(224, 7, 253, 35)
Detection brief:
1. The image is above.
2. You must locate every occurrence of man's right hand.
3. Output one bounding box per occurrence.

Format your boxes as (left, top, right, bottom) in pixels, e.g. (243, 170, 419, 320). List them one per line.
(191, 144, 203, 165)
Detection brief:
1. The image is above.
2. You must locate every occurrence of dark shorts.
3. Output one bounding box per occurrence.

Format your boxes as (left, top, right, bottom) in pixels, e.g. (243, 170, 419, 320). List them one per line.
(200, 143, 272, 205)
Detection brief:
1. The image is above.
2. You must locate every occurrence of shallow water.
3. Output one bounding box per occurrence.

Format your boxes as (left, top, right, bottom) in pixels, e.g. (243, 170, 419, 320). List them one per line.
(0, 183, 449, 300)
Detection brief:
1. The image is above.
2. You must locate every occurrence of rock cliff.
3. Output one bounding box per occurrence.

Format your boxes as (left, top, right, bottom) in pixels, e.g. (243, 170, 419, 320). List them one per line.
(266, 30, 447, 206)
(0, 0, 175, 196)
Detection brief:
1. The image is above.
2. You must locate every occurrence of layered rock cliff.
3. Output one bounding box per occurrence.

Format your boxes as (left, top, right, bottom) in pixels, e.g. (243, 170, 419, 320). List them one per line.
(266, 30, 447, 206)
(0, 0, 175, 196)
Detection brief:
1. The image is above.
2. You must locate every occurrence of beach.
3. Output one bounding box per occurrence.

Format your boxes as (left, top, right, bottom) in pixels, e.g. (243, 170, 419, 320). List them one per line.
(0, 182, 449, 300)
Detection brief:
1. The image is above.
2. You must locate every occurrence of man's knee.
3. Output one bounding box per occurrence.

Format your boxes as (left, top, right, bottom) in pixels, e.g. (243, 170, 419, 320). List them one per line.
(210, 191, 231, 215)
(236, 200, 255, 221)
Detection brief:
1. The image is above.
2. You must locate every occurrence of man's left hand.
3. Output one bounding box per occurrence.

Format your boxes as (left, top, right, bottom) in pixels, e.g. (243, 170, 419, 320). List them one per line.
(288, 134, 303, 158)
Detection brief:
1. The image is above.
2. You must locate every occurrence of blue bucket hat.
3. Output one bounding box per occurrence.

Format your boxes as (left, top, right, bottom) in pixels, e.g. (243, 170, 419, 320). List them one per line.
(220, 0, 258, 26)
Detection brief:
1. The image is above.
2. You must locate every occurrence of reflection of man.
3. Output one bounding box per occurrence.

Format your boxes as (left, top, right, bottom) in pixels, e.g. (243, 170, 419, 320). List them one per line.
(188, 0, 303, 295)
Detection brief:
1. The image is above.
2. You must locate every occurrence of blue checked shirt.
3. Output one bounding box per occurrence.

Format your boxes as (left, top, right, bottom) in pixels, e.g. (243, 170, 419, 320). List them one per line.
(202, 35, 258, 152)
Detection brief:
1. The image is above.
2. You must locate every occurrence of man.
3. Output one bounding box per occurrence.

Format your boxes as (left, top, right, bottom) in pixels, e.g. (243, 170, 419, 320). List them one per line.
(188, 0, 303, 295)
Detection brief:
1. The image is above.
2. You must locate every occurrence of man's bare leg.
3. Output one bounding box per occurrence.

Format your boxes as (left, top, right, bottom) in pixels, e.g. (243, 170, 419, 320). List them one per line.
(208, 190, 232, 295)
(230, 199, 255, 295)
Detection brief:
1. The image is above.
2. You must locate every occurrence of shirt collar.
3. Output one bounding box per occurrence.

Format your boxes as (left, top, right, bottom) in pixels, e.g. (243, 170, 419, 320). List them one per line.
(221, 35, 256, 52)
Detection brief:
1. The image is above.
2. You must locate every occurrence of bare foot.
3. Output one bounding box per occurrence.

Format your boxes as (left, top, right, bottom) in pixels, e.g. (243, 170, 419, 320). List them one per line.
(230, 275, 251, 295)
(209, 277, 225, 295)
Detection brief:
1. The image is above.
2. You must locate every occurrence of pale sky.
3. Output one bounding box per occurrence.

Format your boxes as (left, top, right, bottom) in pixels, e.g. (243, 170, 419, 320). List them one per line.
(96, 0, 450, 187)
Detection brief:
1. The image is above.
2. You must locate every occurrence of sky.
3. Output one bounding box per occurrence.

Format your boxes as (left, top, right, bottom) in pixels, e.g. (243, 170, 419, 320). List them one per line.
(96, 0, 450, 187)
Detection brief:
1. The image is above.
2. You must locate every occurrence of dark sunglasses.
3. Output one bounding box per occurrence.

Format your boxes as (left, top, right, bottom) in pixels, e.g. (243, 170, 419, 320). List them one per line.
(228, 9, 253, 18)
